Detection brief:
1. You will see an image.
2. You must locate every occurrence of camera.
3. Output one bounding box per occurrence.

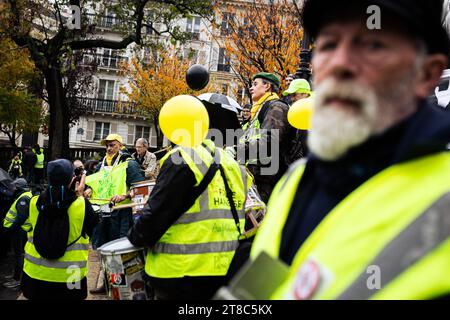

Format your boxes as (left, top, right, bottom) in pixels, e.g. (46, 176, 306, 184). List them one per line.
(74, 166, 85, 177)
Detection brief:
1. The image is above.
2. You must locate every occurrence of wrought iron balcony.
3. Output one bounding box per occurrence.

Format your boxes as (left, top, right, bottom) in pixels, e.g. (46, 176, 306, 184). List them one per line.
(76, 97, 146, 117)
(82, 54, 128, 70)
(85, 13, 126, 30)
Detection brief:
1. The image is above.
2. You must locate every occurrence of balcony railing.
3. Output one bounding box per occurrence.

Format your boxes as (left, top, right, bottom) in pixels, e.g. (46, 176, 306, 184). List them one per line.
(82, 54, 128, 70)
(76, 97, 146, 117)
(85, 13, 125, 30)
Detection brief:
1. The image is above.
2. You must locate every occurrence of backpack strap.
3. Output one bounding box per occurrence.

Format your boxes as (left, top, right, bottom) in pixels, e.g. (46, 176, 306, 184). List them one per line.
(181, 144, 220, 213)
(257, 99, 289, 126)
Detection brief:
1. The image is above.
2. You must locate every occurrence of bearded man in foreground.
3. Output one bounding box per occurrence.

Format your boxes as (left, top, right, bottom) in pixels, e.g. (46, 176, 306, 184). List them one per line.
(250, 0, 450, 300)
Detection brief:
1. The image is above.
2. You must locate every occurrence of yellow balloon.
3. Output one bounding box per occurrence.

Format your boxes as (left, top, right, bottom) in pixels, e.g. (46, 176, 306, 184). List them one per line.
(288, 97, 314, 130)
(159, 95, 209, 147)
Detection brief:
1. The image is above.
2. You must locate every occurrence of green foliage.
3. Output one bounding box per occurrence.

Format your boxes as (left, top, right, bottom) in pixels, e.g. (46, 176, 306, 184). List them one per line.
(0, 37, 43, 144)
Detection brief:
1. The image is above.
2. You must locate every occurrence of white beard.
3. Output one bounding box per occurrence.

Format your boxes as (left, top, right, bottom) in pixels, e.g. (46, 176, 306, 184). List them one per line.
(308, 79, 378, 161)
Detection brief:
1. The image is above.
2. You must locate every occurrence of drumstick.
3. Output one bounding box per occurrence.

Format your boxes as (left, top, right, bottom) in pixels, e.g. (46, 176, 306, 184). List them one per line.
(111, 203, 145, 211)
(111, 195, 149, 211)
(89, 198, 112, 201)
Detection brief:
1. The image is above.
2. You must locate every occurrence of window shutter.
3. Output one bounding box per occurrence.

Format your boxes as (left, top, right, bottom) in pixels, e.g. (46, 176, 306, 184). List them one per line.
(127, 124, 135, 145)
(150, 125, 158, 148)
(109, 122, 118, 133)
(86, 120, 94, 141)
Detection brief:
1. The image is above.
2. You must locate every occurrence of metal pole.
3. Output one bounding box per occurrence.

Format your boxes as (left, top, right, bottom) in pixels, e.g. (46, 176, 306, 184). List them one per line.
(295, 30, 312, 82)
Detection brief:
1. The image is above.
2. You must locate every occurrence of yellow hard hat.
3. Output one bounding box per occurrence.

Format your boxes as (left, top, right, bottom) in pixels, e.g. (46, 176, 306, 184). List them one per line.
(101, 133, 123, 146)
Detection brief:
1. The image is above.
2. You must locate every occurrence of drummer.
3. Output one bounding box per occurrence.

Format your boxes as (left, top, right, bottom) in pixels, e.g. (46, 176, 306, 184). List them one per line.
(84, 134, 144, 294)
(131, 138, 159, 180)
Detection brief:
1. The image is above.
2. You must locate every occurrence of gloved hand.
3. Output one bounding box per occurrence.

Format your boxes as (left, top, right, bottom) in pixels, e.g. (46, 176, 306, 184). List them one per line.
(224, 145, 237, 159)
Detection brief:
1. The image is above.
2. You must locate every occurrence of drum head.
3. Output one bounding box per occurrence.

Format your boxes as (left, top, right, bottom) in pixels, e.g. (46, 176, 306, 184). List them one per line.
(98, 237, 143, 255)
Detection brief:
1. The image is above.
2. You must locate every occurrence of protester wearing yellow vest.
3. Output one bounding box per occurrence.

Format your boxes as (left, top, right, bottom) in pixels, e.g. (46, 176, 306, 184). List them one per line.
(128, 139, 252, 299)
(2, 178, 32, 288)
(20, 159, 98, 300)
(236, 72, 290, 203)
(250, 0, 450, 300)
(84, 133, 143, 294)
(8, 154, 23, 179)
(32, 144, 45, 186)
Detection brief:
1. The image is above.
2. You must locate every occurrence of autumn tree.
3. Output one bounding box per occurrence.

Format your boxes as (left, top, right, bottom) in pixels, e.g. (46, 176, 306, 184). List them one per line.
(121, 49, 213, 148)
(1, 0, 213, 159)
(212, 0, 304, 101)
(0, 37, 43, 147)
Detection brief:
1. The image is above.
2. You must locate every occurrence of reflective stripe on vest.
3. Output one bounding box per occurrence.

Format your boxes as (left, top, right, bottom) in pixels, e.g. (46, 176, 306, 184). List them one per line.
(35, 150, 44, 169)
(3, 191, 33, 232)
(252, 152, 450, 300)
(24, 196, 89, 283)
(336, 192, 450, 299)
(147, 139, 248, 278)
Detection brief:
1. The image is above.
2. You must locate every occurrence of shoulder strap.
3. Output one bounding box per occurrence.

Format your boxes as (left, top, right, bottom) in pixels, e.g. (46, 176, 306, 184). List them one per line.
(183, 144, 220, 212)
(257, 99, 288, 126)
(257, 101, 272, 126)
(219, 165, 242, 236)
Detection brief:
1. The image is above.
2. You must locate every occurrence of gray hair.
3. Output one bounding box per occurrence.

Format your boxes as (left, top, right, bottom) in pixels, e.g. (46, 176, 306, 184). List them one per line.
(135, 138, 149, 147)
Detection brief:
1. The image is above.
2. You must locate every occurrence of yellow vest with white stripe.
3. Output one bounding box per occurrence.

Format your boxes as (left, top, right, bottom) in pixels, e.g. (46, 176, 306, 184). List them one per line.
(34, 149, 44, 169)
(251, 152, 450, 300)
(3, 191, 33, 232)
(24, 196, 90, 283)
(146, 140, 248, 278)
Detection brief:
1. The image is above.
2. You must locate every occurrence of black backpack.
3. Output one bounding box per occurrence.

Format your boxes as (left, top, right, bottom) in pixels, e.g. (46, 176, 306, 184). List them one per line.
(33, 196, 80, 260)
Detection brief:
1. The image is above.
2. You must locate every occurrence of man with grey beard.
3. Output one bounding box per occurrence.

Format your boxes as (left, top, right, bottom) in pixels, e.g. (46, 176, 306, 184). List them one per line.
(250, 0, 450, 299)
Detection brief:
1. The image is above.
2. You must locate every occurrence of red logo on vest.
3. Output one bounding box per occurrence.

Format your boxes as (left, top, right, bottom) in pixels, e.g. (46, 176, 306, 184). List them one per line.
(293, 260, 321, 300)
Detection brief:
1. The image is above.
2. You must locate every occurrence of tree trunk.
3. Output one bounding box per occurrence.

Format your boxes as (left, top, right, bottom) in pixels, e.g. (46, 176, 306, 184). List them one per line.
(44, 66, 70, 160)
(2, 128, 17, 147)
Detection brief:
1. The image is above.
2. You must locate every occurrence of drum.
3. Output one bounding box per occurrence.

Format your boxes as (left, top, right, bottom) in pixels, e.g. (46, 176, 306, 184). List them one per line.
(98, 237, 149, 300)
(91, 203, 112, 218)
(130, 180, 156, 213)
(242, 184, 267, 239)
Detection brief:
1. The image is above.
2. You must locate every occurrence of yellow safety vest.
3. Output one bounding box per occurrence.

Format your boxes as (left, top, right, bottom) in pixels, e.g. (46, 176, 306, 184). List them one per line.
(3, 191, 33, 232)
(85, 160, 131, 205)
(23, 196, 90, 283)
(34, 149, 44, 169)
(252, 152, 450, 300)
(146, 139, 249, 278)
(239, 116, 262, 167)
(9, 159, 23, 176)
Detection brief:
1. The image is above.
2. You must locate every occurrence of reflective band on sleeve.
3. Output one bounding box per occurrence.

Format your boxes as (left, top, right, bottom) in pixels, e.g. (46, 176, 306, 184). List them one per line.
(4, 216, 15, 224)
(338, 192, 450, 300)
(153, 240, 239, 254)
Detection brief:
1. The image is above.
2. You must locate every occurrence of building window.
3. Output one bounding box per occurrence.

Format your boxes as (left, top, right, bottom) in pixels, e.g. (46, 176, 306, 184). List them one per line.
(94, 122, 110, 141)
(221, 13, 234, 36)
(186, 17, 201, 40)
(183, 48, 198, 64)
(146, 11, 162, 35)
(221, 84, 229, 95)
(135, 125, 151, 142)
(100, 49, 118, 68)
(98, 79, 115, 100)
(217, 48, 231, 72)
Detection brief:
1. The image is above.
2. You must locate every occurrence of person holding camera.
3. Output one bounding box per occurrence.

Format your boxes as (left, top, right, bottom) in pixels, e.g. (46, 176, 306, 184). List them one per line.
(70, 159, 87, 197)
